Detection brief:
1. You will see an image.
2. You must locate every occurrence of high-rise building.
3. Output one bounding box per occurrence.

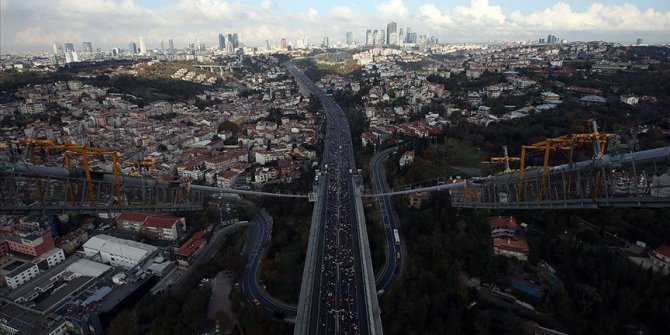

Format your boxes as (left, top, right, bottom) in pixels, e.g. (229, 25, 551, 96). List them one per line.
(375, 29, 385, 45)
(138, 37, 146, 55)
(406, 27, 412, 43)
(406, 32, 417, 44)
(64, 43, 75, 52)
(198, 42, 206, 51)
(346, 31, 353, 45)
(189, 43, 196, 54)
(398, 28, 405, 45)
(636, 38, 643, 45)
(365, 30, 373, 46)
(218, 34, 226, 50)
(280, 38, 287, 49)
(82, 42, 93, 53)
(52, 42, 63, 54)
(546, 34, 559, 44)
(232, 33, 239, 48)
(386, 21, 397, 45)
(128, 42, 137, 54)
(322, 37, 329, 48)
(168, 38, 174, 51)
(160, 40, 164, 53)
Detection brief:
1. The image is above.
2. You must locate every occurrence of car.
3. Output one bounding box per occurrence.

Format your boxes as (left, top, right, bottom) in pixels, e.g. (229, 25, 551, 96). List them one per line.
(252, 298, 261, 306)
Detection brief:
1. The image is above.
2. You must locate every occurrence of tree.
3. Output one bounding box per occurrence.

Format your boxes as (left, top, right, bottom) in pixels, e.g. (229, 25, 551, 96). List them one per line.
(215, 311, 232, 331)
(108, 309, 137, 335)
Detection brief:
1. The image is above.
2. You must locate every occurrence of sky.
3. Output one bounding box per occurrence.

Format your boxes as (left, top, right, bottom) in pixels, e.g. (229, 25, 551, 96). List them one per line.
(1, 0, 670, 53)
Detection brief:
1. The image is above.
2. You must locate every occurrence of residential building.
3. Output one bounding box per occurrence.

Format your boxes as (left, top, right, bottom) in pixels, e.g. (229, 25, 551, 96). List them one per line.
(175, 232, 206, 270)
(493, 238, 530, 261)
(649, 245, 670, 273)
(115, 213, 184, 240)
(0, 228, 56, 257)
(489, 216, 519, 238)
(620, 94, 639, 105)
(408, 192, 431, 209)
(4, 263, 40, 289)
(579, 95, 606, 106)
(399, 150, 415, 167)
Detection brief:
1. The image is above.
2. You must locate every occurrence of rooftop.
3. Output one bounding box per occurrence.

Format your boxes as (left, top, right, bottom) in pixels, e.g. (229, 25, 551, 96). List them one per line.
(83, 234, 157, 261)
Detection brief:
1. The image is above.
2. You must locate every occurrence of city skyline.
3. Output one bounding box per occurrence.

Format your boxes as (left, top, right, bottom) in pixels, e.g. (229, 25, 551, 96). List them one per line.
(2, 0, 670, 52)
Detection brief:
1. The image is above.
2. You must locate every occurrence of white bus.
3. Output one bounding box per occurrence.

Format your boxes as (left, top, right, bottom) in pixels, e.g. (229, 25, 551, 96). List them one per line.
(393, 229, 400, 245)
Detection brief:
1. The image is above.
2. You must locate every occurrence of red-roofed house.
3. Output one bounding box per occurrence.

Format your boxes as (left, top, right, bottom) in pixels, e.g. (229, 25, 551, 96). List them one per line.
(489, 216, 518, 238)
(175, 232, 206, 270)
(116, 213, 185, 241)
(649, 245, 670, 274)
(493, 238, 530, 261)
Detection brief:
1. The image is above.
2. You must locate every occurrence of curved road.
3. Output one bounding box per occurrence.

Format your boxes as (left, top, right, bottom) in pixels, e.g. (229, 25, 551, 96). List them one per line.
(226, 198, 298, 318)
(370, 148, 406, 294)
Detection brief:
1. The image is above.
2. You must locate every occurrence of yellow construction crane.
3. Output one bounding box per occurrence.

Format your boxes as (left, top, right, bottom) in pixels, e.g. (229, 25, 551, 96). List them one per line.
(483, 145, 520, 173)
(12, 139, 122, 206)
(517, 120, 614, 201)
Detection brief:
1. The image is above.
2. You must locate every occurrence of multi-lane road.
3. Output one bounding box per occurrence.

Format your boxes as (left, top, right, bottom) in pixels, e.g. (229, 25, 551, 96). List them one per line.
(289, 61, 382, 335)
(370, 148, 406, 294)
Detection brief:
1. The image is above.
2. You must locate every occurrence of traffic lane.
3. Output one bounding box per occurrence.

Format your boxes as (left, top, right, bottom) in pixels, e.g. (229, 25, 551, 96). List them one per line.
(371, 149, 402, 291)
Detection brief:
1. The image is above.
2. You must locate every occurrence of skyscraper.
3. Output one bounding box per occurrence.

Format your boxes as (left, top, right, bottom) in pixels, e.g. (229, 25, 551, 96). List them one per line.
(218, 34, 226, 50)
(365, 30, 373, 46)
(280, 38, 287, 49)
(52, 42, 63, 54)
(398, 28, 405, 45)
(346, 31, 353, 45)
(128, 42, 137, 54)
(322, 37, 329, 48)
(546, 34, 559, 44)
(82, 42, 93, 53)
(232, 33, 239, 48)
(64, 43, 75, 52)
(168, 38, 174, 51)
(138, 37, 146, 55)
(387, 21, 397, 45)
(160, 40, 164, 53)
(636, 38, 643, 45)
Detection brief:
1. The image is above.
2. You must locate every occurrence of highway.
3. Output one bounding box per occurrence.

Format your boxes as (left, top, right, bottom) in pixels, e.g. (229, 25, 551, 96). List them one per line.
(369, 148, 406, 293)
(288, 61, 382, 335)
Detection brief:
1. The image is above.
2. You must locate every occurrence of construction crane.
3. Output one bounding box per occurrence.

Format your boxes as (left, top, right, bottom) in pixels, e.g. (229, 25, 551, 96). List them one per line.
(517, 120, 615, 201)
(11, 139, 122, 206)
(483, 145, 520, 173)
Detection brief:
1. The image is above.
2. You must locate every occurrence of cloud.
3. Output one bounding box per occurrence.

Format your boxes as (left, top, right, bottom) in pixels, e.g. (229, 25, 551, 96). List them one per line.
(14, 26, 84, 46)
(299, 8, 319, 23)
(2, 0, 670, 52)
(331, 6, 354, 21)
(510, 2, 670, 31)
(261, 0, 273, 10)
(376, 0, 409, 18)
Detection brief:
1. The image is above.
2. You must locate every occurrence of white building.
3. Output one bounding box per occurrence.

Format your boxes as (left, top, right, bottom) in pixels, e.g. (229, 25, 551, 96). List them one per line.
(83, 234, 157, 269)
(399, 151, 415, 167)
(37, 248, 66, 268)
(5, 263, 40, 289)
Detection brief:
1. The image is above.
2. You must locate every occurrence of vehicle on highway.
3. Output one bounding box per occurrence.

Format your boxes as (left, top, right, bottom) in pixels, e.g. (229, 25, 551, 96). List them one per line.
(393, 229, 400, 245)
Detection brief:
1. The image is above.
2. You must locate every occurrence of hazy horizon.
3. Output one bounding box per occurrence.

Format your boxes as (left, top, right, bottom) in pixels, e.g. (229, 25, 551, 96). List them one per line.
(2, 0, 670, 53)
